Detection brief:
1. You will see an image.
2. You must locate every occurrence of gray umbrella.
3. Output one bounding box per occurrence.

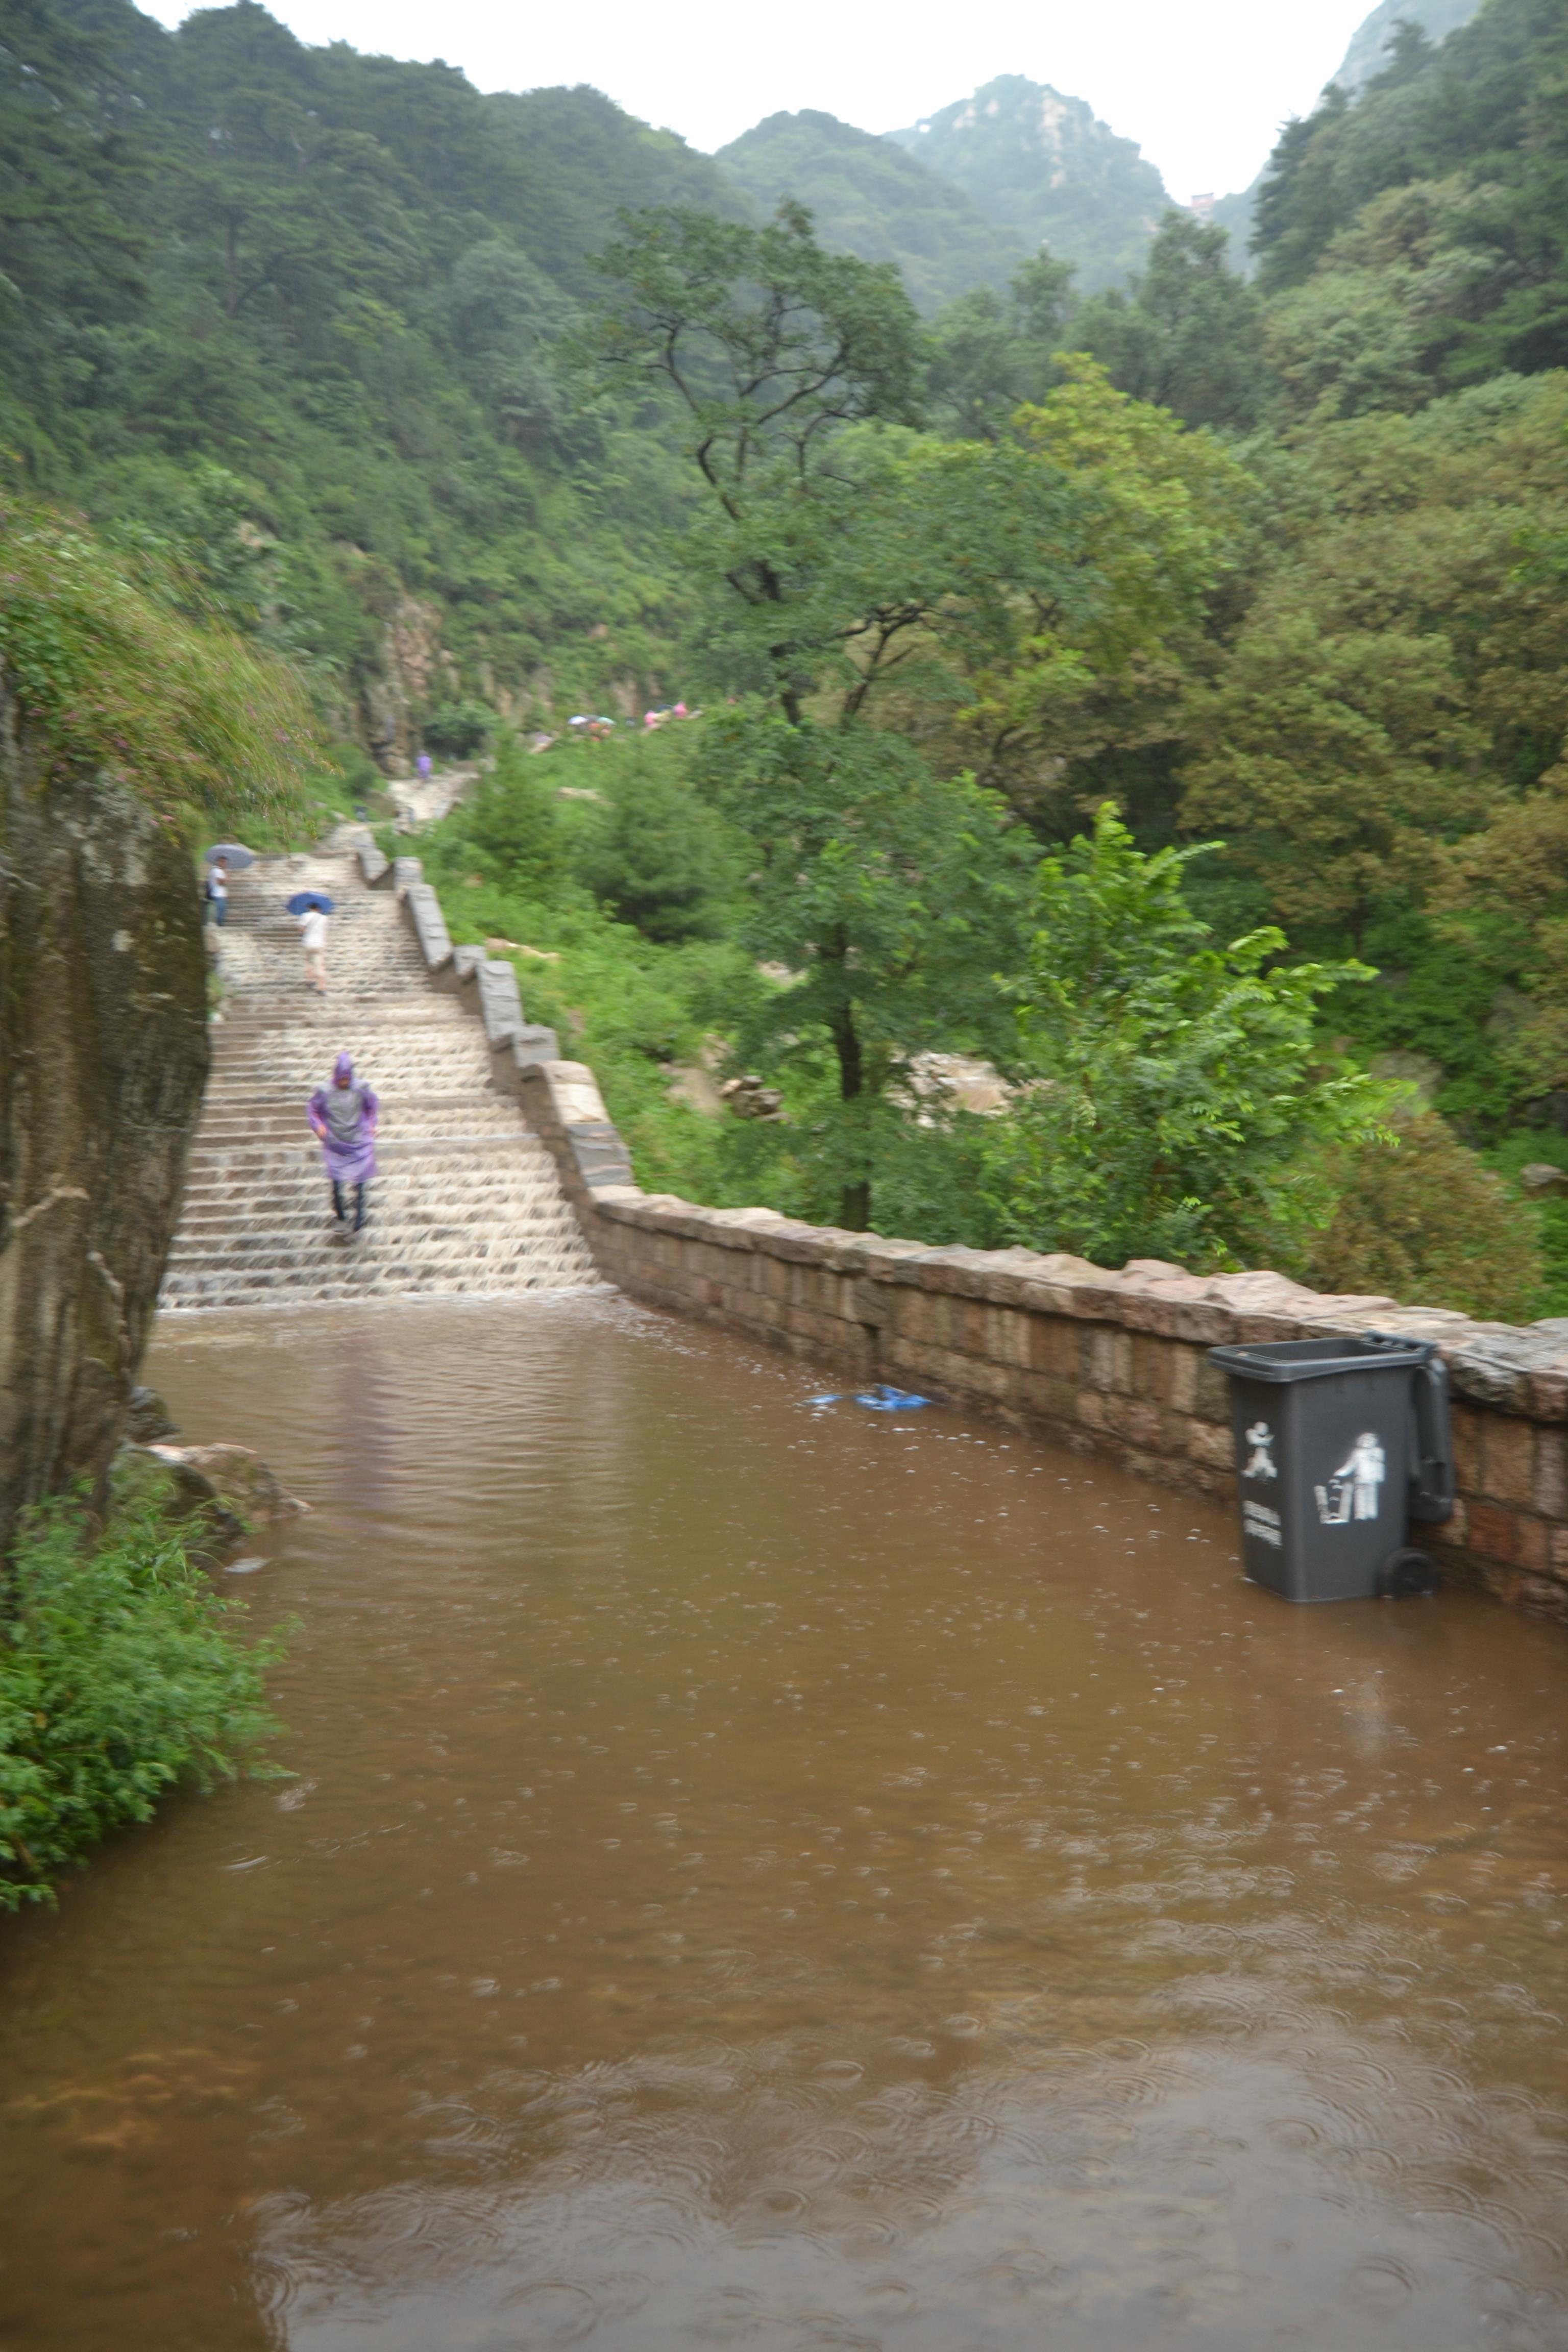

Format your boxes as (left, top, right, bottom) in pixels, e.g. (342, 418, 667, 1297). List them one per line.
(205, 842, 257, 867)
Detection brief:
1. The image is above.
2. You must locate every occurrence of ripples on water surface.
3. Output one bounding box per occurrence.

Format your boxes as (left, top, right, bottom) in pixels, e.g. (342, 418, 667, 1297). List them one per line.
(2, 1297, 1567, 2349)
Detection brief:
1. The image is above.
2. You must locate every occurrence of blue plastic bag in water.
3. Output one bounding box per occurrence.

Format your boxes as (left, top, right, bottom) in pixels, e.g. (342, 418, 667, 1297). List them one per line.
(805, 1383, 932, 1411)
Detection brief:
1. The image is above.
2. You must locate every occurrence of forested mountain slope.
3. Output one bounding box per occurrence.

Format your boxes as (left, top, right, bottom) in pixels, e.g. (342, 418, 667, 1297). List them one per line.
(0, 0, 733, 762)
(715, 110, 1023, 312)
(1332, 0, 1484, 94)
(1251, 0, 1568, 395)
(887, 77, 1170, 292)
(1212, 0, 1488, 272)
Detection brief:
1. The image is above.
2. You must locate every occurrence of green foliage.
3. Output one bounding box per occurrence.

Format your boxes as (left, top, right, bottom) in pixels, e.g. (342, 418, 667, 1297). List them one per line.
(593, 199, 923, 719)
(0, 0, 722, 745)
(414, 787, 760, 1204)
(1306, 1111, 1542, 1320)
(0, 494, 315, 827)
(923, 253, 1076, 440)
(0, 1473, 289, 1909)
(981, 805, 1386, 1270)
(698, 707, 1033, 1227)
(565, 736, 746, 941)
(1069, 211, 1269, 432)
(715, 110, 1024, 315)
(453, 733, 562, 890)
(1251, 0, 1568, 397)
(420, 700, 493, 761)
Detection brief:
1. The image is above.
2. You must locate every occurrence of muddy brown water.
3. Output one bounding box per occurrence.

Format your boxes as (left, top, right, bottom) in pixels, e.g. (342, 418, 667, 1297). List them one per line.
(3, 1297, 1568, 2350)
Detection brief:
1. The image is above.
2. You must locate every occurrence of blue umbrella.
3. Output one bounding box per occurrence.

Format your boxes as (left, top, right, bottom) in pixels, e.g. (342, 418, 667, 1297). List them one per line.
(286, 890, 335, 916)
(205, 842, 257, 867)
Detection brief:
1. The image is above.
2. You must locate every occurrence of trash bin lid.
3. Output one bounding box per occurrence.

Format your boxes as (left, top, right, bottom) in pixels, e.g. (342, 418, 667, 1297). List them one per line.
(1208, 1333, 1438, 1382)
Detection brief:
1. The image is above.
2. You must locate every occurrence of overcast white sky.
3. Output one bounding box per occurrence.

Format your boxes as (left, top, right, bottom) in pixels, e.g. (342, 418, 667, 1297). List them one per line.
(141, 0, 1379, 201)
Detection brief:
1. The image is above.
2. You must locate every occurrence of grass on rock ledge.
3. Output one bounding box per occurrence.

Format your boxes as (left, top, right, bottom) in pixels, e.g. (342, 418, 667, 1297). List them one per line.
(0, 1462, 290, 1912)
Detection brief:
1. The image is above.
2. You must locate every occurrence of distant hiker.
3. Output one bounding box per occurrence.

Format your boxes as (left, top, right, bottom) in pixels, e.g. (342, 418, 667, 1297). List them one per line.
(416, 751, 432, 780)
(204, 857, 229, 927)
(298, 901, 329, 994)
(309, 1051, 378, 1234)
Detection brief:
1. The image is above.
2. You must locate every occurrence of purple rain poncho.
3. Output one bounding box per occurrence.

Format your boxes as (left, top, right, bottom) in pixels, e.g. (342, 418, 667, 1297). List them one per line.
(308, 1052, 379, 1184)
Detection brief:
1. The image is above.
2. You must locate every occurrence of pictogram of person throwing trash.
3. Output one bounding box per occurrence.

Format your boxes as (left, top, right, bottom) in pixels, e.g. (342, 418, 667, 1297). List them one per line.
(1243, 1422, 1277, 1481)
(1315, 1431, 1386, 1525)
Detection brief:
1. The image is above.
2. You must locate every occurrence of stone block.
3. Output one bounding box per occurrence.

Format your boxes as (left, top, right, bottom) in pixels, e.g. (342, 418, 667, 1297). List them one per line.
(510, 1026, 561, 1072)
(986, 1307, 1031, 1369)
(1449, 1403, 1484, 1494)
(477, 958, 525, 1046)
(1515, 1514, 1549, 1574)
(405, 882, 452, 971)
(568, 1123, 635, 1191)
(1533, 1429, 1568, 1519)
(1131, 1334, 1173, 1405)
(1186, 1418, 1235, 1471)
(1481, 1414, 1535, 1508)
(1028, 1316, 1077, 1378)
(1081, 1326, 1134, 1395)
(1467, 1500, 1520, 1563)
(896, 1288, 937, 1346)
(1168, 1345, 1203, 1416)
(452, 942, 486, 981)
(391, 855, 423, 897)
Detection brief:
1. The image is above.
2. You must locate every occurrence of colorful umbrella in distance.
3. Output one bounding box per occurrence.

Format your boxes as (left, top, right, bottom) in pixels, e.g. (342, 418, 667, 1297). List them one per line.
(205, 843, 257, 867)
(286, 890, 335, 916)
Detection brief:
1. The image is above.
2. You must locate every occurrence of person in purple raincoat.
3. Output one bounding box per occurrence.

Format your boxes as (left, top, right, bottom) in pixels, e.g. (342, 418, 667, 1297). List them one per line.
(308, 1051, 378, 1234)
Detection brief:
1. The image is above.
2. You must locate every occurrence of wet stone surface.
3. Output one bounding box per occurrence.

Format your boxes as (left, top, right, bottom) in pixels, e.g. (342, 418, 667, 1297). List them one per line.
(3, 1296, 1568, 2349)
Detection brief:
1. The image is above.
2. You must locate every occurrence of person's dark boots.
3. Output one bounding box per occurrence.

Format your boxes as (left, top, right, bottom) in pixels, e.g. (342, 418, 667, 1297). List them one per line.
(331, 1182, 347, 1224)
(353, 1185, 366, 1233)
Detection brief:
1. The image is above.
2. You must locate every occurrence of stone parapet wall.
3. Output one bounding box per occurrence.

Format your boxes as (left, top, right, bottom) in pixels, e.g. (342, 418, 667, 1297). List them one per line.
(381, 848, 1568, 1621)
(518, 1057, 1568, 1622)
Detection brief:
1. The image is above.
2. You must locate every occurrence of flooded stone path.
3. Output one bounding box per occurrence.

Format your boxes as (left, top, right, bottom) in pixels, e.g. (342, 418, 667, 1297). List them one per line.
(2, 1297, 1567, 2349)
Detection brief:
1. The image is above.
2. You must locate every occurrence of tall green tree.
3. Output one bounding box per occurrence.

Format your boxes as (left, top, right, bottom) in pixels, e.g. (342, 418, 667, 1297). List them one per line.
(702, 709, 1031, 1229)
(593, 199, 924, 720)
(1069, 210, 1269, 432)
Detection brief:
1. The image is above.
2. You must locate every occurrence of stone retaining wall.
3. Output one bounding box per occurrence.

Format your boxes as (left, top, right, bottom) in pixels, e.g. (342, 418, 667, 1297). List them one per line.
(370, 835, 1568, 1621)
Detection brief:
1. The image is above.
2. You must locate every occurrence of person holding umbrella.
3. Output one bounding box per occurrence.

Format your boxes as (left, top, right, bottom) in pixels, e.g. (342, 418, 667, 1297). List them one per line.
(203, 843, 254, 940)
(287, 889, 334, 996)
(308, 1051, 378, 1235)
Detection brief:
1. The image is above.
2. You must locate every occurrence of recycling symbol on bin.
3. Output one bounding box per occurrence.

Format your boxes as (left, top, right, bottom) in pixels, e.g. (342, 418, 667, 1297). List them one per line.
(1315, 1432, 1385, 1526)
(1243, 1421, 1277, 1482)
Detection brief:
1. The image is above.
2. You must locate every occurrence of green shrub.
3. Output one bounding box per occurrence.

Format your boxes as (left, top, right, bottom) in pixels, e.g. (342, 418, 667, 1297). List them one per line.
(568, 760, 745, 941)
(459, 732, 562, 889)
(0, 1480, 290, 1909)
(1306, 1112, 1542, 1322)
(422, 700, 494, 761)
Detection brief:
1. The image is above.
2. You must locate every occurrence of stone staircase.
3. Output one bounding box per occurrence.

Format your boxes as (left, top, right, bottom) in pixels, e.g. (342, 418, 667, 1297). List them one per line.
(159, 849, 601, 1309)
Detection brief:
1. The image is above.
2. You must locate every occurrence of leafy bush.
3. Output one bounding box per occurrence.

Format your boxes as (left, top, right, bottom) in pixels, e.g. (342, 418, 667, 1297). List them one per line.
(982, 804, 1386, 1271)
(0, 1477, 289, 1909)
(457, 732, 562, 889)
(568, 756, 745, 941)
(1307, 1112, 1543, 1322)
(422, 701, 494, 761)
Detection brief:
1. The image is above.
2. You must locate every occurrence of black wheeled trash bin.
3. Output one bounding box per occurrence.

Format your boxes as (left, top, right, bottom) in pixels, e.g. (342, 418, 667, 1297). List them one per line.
(1207, 1334, 1454, 1602)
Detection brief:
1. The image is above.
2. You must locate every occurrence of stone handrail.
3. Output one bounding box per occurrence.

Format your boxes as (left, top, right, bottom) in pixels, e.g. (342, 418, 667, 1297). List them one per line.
(370, 834, 1568, 1620)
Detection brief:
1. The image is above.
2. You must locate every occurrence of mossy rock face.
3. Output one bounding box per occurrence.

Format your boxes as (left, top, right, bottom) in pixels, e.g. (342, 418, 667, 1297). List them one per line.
(0, 675, 209, 1552)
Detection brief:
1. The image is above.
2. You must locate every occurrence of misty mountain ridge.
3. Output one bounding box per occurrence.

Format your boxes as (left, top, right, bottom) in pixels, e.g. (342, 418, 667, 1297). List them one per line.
(715, 110, 1025, 314)
(887, 76, 1170, 293)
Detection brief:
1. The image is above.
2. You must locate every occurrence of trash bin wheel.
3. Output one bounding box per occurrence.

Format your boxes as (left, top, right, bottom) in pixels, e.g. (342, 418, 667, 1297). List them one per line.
(1377, 1546, 1441, 1600)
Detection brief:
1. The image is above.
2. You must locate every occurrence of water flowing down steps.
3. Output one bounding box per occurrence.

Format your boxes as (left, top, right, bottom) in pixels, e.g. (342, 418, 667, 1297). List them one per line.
(160, 848, 601, 1309)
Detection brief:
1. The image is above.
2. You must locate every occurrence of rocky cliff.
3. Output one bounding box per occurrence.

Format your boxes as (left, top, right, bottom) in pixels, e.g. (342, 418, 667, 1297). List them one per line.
(0, 675, 209, 1553)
